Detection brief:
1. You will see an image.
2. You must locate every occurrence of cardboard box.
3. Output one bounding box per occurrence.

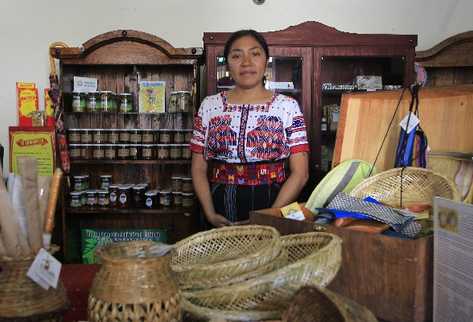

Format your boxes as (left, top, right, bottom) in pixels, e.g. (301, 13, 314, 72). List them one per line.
(250, 207, 433, 322)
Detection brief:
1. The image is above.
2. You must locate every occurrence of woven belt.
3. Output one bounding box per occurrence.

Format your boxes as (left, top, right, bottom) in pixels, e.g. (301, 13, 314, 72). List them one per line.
(211, 161, 286, 186)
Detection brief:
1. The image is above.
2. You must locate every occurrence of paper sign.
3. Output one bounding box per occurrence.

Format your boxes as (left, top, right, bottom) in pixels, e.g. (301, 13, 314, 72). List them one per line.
(399, 112, 420, 134)
(433, 197, 473, 322)
(27, 248, 62, 290)
(266, 81, 295, 90)
(281, 202, 305, 221)
(73, 76, 97, 93)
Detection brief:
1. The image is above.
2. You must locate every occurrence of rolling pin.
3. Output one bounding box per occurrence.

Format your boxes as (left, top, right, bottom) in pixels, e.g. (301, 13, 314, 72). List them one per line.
(43, 168, 63, 249)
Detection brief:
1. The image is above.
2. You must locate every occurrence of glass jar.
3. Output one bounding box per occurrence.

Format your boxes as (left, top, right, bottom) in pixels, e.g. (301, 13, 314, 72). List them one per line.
(169, 91, 192, 113)
(81, 144, 93, 160)
(170, 145, 182, 160)
(142, 144, 154, 160)
(80, 191, 87, 207)
(144, 190, 159, 209)
(69, 144, 82, 160)
(86, 190, 97, 208)
(119, 130, 130, 144)
(87, 92, 99, 111)
(171, 176, 182, 192)
(182, 192, 195, 208)
(182, 144, 191, 160)
(172, 191, 182, 207)
(104, 144, 116, 160)
(83, 175, 90, 190)
(100, 91, 116, 112)
(129, 129, 142, 144)
(70, 191, 82, 208)
(157, 145, 170, 160)
(80, 129, 92, 144)
(119, 93, 133, 112)
(97, 190, 110, 207)
(142, 130, 155, 144)
(118, 185, 132, 209)
(132, 185, 146, 208)
(93, 129, 108, 144)
(109, 184, 119, 208)
(184, 130, 193, 143)
(129, 145, 140, 160)
(181, 177, 193, 193)
(68, 129, 82, 144)
(168, 92, 179, 113)
(159, 130, 172, 144)
(160, 190, 172, 207)
(173, 131, 184, 144)
(72, 92, 86, 112)
(100, 175, 112, 190)
(72, 175, 84, 191)
(117, 144, 130, 160)
(108, 129, 120, 144)
(92, 144, 105, 160)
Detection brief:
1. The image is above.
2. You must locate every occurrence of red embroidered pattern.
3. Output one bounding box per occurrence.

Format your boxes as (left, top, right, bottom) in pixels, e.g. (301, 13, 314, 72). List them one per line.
(247, 115, 287, 159)
(207, 115, 237, 158)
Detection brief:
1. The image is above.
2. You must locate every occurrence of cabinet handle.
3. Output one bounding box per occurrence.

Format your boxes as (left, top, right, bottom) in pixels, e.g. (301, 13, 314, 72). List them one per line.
(122, 30, 128, 37)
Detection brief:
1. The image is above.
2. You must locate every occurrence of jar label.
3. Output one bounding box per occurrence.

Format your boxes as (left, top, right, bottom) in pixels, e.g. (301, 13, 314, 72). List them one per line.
(110, 192, 117, 202)
(119, 193, 127, 204)
(145, 197, 153, 208)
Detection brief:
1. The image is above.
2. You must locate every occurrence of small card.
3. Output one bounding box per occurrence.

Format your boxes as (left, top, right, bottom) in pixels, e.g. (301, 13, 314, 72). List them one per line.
(73, 76, 97, 93)
(399, 112, 420, 134)
(27, 248, 62, 290)
(281, 202, 305, 221)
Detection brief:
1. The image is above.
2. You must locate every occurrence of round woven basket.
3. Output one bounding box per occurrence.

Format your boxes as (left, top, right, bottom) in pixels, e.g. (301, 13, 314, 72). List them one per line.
(170, 225, 282, 290)
(0, 246, 68, 320)
(350, 167, 460, 207)
(88, 241, 181, 322)
(182, 232, 342, 320)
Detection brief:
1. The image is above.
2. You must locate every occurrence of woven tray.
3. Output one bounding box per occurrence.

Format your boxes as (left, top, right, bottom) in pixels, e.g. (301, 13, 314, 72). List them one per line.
(182, 232, 342, 319)
(350, 167, 460, 207)
(170, 225, 282, 290)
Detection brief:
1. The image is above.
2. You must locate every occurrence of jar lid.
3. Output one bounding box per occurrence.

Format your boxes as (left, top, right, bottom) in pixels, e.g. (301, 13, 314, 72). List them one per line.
(100, 175, 112, 178)
(170, 90, 191, 94)
(86, 190, 97, 194)
(145, 190, 158, 196)
(97, 190, 109, 195)
(171, 176, 182, 180)
(70, 191, 82, 196)
(119, 93, 132, 96)
(109, 184, 119, 189)
(181, 177, 192, 182)
(72, 175, 84, 179)
(132, 185, 146, 191)
(181, 192, 195, 197)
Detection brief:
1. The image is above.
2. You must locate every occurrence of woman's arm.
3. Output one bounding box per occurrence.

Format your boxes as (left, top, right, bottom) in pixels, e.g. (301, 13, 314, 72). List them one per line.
(191, 153, 232, 227)
(271, 152, 309, 208)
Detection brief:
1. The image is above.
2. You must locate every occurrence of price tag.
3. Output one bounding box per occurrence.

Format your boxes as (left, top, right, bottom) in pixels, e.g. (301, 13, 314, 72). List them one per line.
(27, 248, 62, 290)
(400, 112, 420, 134)
(73, 76, 97, 93)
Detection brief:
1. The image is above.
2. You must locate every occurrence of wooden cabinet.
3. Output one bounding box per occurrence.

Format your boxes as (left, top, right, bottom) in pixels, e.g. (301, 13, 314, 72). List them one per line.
(203, 21, 416, 197)
(51, 30, 202, 262)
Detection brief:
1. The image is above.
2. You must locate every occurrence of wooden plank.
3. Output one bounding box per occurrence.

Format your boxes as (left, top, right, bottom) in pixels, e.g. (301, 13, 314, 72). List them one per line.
(333, 85, 473, 171)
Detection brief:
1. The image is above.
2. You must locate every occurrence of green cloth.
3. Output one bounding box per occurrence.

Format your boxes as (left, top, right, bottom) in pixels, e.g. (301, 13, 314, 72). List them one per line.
(305, 159, 376, 212)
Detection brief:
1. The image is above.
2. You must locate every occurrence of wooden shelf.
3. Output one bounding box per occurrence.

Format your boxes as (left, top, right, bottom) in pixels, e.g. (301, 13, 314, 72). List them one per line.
(66, 207, 193, 215)
(64, 111, 192, 115)
(71, 159, 191, 165)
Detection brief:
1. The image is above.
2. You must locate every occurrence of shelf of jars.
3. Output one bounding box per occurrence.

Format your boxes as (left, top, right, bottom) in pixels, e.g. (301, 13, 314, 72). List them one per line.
(66, 207, 193, 215)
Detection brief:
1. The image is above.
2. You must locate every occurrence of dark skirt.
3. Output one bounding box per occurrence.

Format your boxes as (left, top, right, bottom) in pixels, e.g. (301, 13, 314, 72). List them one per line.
(203, 182, 281, 227)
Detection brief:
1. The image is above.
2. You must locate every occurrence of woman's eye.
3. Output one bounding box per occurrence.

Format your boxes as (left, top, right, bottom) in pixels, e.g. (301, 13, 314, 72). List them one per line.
(230, 54, 241, 60)
(252, 51, 261, 56)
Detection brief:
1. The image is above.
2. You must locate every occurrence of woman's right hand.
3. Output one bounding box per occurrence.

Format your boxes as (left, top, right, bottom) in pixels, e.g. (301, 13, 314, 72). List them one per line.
(207, 213, 232, 227)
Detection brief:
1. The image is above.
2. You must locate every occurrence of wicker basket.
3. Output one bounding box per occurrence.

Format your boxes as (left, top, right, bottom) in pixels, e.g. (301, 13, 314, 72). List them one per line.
(170, 225, 282, 290)
(350, 167, 460, 207)
(88, 241, 181, 322)
(182, 232, 342, 320)
(0, 246, 68, 320)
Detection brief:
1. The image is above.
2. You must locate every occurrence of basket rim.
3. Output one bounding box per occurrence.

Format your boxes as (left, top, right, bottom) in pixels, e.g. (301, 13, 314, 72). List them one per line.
(171, 225, 281, 272)
(181, 297, 281, 321)
(182, 232, 342, 297)
(96, 240, 164, 264)
(350, 166, 461, 201)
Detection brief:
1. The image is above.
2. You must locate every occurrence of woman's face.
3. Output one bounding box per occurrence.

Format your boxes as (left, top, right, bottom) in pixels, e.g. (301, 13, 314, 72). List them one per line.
(227, 35, 267, 90)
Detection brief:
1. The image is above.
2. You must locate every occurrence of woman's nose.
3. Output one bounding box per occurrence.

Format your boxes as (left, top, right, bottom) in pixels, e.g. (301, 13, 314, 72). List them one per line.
(241, 54, 252, 65)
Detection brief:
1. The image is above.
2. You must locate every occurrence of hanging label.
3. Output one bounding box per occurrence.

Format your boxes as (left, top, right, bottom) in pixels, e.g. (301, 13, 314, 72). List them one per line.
(27, 248, 62, 290)
(73, 76, 97, 93)
(400, 112, 420, 134)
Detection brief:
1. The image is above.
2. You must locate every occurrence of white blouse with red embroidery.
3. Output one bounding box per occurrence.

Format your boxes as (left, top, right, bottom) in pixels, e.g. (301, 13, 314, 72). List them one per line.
(190, 92, 309, 164)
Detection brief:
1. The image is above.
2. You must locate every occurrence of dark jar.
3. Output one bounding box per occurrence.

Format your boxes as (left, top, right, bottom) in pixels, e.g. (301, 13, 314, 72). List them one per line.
(144, 190, 159, 209)
(109, 184, 119, 208)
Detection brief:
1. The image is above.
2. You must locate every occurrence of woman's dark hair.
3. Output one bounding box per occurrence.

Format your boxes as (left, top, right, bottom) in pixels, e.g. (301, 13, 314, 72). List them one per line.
(223, 29, 269, 63)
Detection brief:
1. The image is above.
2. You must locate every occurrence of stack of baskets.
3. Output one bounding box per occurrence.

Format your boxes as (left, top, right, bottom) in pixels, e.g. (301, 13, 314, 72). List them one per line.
(170, 225, 342, 321)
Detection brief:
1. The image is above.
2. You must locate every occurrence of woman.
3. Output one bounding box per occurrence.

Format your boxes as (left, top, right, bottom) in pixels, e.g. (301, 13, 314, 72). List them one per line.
(191, 29, 309, 227)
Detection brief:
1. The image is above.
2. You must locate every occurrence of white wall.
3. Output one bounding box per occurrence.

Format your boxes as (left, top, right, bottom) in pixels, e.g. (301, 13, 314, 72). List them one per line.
(0, 0, 472, 172)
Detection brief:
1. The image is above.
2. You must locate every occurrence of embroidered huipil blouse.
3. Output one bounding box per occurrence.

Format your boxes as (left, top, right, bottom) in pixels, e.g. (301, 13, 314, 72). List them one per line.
(191, 92, 309, 185)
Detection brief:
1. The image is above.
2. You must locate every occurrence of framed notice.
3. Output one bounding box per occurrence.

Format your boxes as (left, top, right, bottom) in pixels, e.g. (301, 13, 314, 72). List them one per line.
(9, 126, 56, 176)
(139, 80, 166, 113)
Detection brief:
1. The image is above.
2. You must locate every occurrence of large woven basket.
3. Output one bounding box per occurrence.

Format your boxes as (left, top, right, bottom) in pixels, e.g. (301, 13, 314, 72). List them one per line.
(0, 246, 68, 320)
(170, 225, 282, 290)
(350, 167, 460, 207)
(182, 232, 342, 321)
(88, 241, 181, 322)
